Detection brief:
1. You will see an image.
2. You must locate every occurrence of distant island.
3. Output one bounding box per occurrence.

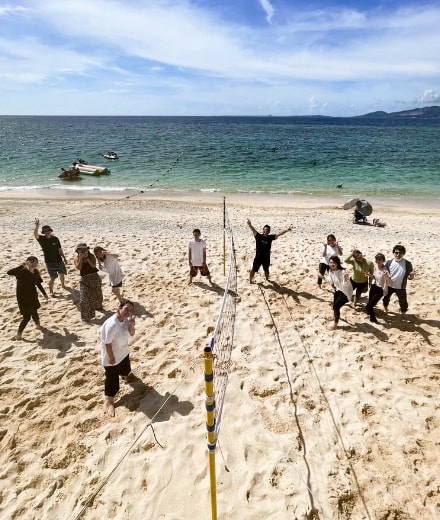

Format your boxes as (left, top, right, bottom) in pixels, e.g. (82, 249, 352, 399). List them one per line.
(358, 105, 440, 119)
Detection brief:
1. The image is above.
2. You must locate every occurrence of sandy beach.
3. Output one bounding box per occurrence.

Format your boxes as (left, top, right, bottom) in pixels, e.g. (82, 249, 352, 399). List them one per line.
(1, 194, 439, 520)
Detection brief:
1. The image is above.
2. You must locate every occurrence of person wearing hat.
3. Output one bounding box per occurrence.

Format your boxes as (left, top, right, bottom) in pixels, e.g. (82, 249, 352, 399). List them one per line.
(74, 243, 103, 323)
(34, 218, 68, 296)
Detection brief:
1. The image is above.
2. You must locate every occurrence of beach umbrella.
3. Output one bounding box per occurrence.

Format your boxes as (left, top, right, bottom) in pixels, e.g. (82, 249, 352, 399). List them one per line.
(342, 197, 359, 210)
(356, 199, 373, 216)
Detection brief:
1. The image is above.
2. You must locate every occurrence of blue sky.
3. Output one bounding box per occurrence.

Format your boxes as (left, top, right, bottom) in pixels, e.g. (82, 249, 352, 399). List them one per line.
(1, 0, 439, 116)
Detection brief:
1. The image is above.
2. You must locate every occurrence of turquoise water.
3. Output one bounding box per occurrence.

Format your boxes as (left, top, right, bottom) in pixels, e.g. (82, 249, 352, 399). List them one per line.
(0, 116, 439, 200)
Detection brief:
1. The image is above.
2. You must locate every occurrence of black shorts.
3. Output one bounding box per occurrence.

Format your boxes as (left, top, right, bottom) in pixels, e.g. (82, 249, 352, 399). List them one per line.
(252, 256, 270, 273)
(104, 354, 131, 397)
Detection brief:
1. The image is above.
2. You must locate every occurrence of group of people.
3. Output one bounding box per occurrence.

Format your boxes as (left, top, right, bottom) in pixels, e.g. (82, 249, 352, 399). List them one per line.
(7, 218, 415, 416)
(7, 220, 130, 417)
(316, 234, 415, 329)
(242, 223, 415, 330)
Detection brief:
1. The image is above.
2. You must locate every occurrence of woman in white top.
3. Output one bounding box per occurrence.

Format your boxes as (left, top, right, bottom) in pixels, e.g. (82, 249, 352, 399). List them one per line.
(94, 246, 124, 303)
(320, 255, 353, 330)
(366, 253, 390, 323)
(317, 234, 343, 287)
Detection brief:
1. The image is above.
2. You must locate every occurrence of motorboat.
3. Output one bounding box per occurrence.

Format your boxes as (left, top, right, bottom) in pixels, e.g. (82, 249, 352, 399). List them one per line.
(59, 167, 82, 180)
(72, 162, 110, 176)
(103, 151, 119, 160)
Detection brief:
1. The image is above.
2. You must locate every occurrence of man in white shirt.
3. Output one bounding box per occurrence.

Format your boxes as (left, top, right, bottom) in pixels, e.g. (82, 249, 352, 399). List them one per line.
(188, 229, 212, 285)
(383, 245, 415, 314)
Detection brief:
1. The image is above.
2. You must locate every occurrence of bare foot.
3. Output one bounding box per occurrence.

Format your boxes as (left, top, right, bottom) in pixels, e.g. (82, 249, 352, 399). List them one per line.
(327, 322, 338, 331)
(12, 334, 23, 341)
(105, 398, 115, 417)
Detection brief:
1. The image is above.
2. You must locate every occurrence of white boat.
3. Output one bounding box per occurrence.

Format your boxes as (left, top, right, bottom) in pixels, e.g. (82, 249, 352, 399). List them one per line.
(103, 151, 119, 160)
(73, 162, 110, 176)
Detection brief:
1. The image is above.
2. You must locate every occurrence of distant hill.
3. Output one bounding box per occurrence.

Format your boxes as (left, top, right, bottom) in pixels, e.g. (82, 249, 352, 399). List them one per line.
(358, 105, 440, 119)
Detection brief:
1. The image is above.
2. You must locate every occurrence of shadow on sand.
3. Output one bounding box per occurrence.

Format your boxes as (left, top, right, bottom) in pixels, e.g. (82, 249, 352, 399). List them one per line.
(116, 374, 194, 421)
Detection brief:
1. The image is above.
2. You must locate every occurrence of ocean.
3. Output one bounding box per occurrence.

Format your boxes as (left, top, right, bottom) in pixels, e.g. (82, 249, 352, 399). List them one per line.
(0, 116, 439, 203)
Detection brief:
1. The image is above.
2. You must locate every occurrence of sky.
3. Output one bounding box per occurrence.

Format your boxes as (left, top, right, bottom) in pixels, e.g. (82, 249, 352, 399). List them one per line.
(0, 0, 440, 116)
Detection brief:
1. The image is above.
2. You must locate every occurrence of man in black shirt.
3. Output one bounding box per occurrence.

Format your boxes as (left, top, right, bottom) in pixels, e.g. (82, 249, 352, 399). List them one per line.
(247, 219, 292, 283)
(34, 219, 68, 296)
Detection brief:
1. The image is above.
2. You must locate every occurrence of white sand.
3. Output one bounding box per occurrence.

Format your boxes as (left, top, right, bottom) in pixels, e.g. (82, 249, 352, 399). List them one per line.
(0, 195, 439, 520)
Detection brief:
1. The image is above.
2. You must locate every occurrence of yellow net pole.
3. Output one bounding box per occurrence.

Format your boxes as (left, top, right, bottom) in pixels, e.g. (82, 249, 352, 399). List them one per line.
(204, 345, 218, 520)
(223, 197, 226, 277)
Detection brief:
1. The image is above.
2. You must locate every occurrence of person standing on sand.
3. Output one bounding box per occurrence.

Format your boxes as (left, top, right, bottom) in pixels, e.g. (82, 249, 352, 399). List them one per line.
(383, 245, 415, 314)
(100, 299, 136, 417)
(34, 219, 68, 296)
(93, 246, 124, 303)
(7, 256, 48, 340)
(317, 234, 343, 287)
(320, 255, 353, 330)
(345, 249, 374, 304)
(365, 253, 391, 323)
(247, 219, 292, 283)
(188, 228, 212, 285)
(74, 243, 103, 323)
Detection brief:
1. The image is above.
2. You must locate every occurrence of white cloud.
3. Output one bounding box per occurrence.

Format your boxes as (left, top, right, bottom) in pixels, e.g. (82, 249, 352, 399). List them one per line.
(0, 5, 27, 15)
(417, 89, 440, 104)
(259, 0, 275, 24)
(0, 1, 439, 115)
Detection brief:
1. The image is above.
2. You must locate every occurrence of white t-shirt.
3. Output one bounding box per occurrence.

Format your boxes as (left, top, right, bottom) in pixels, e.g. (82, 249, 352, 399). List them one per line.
(100, 314, 131, 366)
(189, 239, 206, 266)
(373, 266, 389, 295)
(321, 244, 340, 265)
(328, 269, 353, 300)
(388, 258, 406, 289)
(102, 255, 123, 286)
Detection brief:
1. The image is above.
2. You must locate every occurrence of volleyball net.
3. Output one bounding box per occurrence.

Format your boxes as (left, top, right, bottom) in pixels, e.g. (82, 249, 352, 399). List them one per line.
(204, 199, 237, 519)
(212, 201, 237, 436)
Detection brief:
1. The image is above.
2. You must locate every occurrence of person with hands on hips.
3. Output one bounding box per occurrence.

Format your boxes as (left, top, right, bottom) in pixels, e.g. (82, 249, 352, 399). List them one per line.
(100, 299, 136, 417)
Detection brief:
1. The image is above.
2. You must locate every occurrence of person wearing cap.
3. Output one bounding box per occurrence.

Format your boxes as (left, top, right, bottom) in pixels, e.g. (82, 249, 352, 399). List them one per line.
(74, 243, 103, 323)
(34, 218, 68, 296)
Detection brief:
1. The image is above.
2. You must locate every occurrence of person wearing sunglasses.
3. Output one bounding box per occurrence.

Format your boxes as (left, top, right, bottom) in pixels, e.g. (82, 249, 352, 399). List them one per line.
(383, 245, 415, 314)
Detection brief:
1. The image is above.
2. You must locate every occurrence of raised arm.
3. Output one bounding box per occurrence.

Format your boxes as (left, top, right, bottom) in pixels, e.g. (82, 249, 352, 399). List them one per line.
(345, 250, 356, 264)
(275, 225, 293, 239)
(34, 218, 40, 240)
(247, 219, 257, 237)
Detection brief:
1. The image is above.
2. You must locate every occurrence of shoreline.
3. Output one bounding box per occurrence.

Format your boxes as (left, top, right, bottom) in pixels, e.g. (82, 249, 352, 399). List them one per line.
(0, 188, 439, 212)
